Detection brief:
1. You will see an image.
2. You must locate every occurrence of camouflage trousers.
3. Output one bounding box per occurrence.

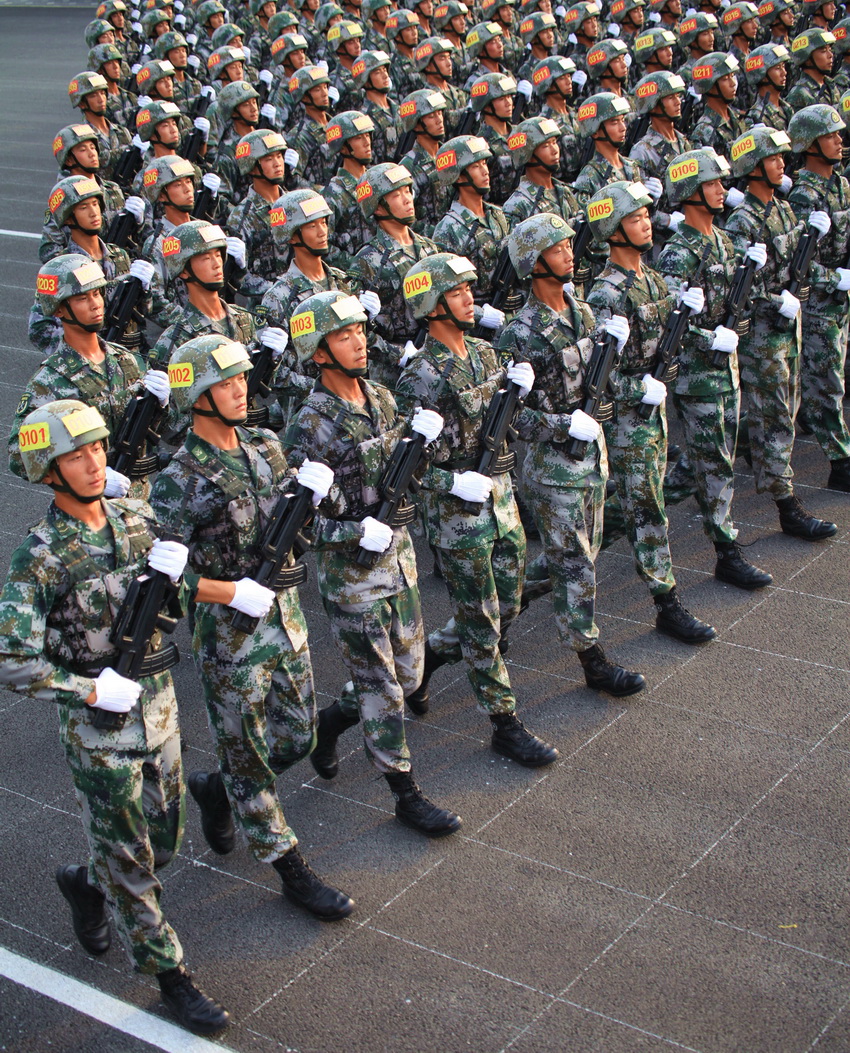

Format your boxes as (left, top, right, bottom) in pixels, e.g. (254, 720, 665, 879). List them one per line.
(194, 601, 316, 863)
(800, 296, 850, 462)
(64, 728, 185, 975)
(603, 407, 676, 596)
(521, 477, 603, 652)
(427, 525, 526, 715)
(325, 586, 421, 775)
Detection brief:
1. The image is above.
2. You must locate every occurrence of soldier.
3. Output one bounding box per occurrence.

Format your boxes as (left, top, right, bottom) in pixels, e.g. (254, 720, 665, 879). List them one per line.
(390, 255, 559, 764)
(689, 52, 746, 158)
(206, 82, 261, 196)
(0, 400, 229, 1035)
(194, 0, 228, 66)
(282, 291, 464, 834)
(607, 0, 646, 47)
(67, 70, 132, 181)
(398, 88, 454, 236)
(414, 37, 468, 129)
(154, 31, 204, 112)
(286, 65, 337, 190)
(583, 39, 630, 101)
(786, 106, 850, 492)
(99, 0, 139, 62)
(496, 214, 647, 694)
(468, 73, 519, 205)
(633, 28, 678, 76)
(89, 42, 138, 128)
(657, 148, 774, 589)
(516, 11, 559, 84)
(676, 12, 719, 85)
(386, 8, 422, 99)
(481, 0, 520, 73)
(362, 0, 394, 50)
(323, 110, 378, 269)
(831, 19, 850, 94)
(758, 0, 796, 49)
(562, 0, 601, 76)
(584, 182, 716, 640)
(269, 33, 311, 130)
(573, 92, 642, 203)
(785, 29, 841, 110)
(719, 1, 760, 110)
(134, 99, 190, 166)
(531, 56, 581, 182)
(326, 21, 367, 111)
(502, 116, 583, 231)
(745, 43, 794, 130)
(351, 50, 400, 161)
(463, 20, 510, 87)
(135, 58, 182, 108)
(150, 335, 355, 920)
(724, 125, 838, 538)
(206, 45, 248, 91)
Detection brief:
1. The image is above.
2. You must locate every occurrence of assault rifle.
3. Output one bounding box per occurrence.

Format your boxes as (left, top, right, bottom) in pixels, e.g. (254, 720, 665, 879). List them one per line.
(112, 142, 145, 189)
(394, 127, 416, 162)
(104, 208, 140, 250)
(245, 337, 280, 426)
(111, 390, 166, 479)
(102, 275, 147, 345)
(623, 112, 650, 156)
(679, 92, 702, 138)
(453, 106, 478, 137)
(571, 217, 594, 287)
(785, 171, 836, 303)
(462, 377, 522, 515)
(179, 95, 212, 165)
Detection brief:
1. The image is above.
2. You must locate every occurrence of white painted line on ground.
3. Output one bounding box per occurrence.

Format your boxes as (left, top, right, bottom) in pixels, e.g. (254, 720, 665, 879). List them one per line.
(0, 228, 40, 240)
(0, 946, 235, 1053)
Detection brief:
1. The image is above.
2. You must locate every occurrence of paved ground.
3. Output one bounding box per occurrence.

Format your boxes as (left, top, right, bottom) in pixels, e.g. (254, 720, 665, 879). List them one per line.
(0, 8, 849, 1052)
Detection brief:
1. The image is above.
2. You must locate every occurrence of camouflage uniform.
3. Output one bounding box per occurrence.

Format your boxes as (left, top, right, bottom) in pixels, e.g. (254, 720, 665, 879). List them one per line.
(361, 96, 401, 160)
(431, 200, 510, 304)
(477, 122, 516, 205)
(40, 177, 126, 264)
(141, 218, 191, 330)
(690, 105, 748, 157)
(572, 153, 642, 203)
(785, 71, 842, 110)
(226, 187, 284, 302)
(748, 91, 795, 131)
(148, 300, 257, 369)
(502, 175, 582, 228)
(85, 116, 133, 182)
(539, 103, 582, 183)
(288, 115, 335, 189)
(400, 143, 456, 236)
(629, 127, 692, 235)
(323, 167, 378, 270)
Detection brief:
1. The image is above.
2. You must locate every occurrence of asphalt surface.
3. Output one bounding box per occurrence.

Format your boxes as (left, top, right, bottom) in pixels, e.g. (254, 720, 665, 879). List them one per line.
(1, 8, 849, 1052)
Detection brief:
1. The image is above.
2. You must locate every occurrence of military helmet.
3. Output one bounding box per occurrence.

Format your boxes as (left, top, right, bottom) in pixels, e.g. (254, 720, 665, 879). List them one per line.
(664, 147, 731, 204)
(385, 8, 421, 39)
(88, 43, 124, 73)
(136, 58, 176, 90)
(433, 1, 469, 30)
(690, 51, 740, 93)
(207, 46, 245, 78)
(561, 0, 601, 30)
(270, 32, 309, 66)
(211, 22, 244, 48)
(531, 56, 577, 96)
(196, 0, 226, 26)
(269, 189, 332, 246)
(235, 129, 288, 175)
(167, 335, 253, 413)
(585, 38, 628, 79)
(839, 90, 850, 130)
(743, 42, 790, 85)
(402, 252, 477, 320)
(287, 65, 331, 106)
(141, 9, 171, 37)
(363, 0, 394, 18)
(677, 11, 718, 47)
(434, 134, 492, 183)
(414, 36, 455, 71)
(68, 71, 108, 109)
(268, 9, 300, 37)
(140, 154, 198, 201)
(351, 49, 392, 88)
(325, 110, 375, 153)
(18, 400, 110, 485)
(576, 91, 630, 135)
(250, 0, 275, 14)
(84, 18, 115, 50)
(507, 115, 561, 167)
(729, 124, 790, 178)
(790, 28, 836, 65)
(507, 212, 574, 279)
(36, 254, 107, 316)
(608, 0, 645, 24)
(53, 123, 100, 169)
(469, 73, 517, 112)
(162, 220, 228, 279)
(96, 0, 128, 20)
(518, 10, 557, 44)
(586, 180, 653, 242)
(398, 89, 448, 132)
(788, 104, 845, 153)
(464, 21, 503, 59)
(481, 0, 513, 15)
(355, 162, 414, 218)
(327, 19, 364, 50)
(46, 175, 105, 228)
(315, 2, 346, 33)
(634, 27, 677, 64)
(135, 99, 182, 141)
(153, 30, 189, 59)
(290, 291, 368, 364)
(832, 18, 850, 56)
(633, 71, 685, 114)
(720, 1, 760, 35)
(217, 80, 260, 122)
(756, 0, 795, 26)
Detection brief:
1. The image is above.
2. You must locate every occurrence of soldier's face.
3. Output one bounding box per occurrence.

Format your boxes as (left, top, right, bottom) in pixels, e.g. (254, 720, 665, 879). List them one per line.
(667, 0, 681, 13)
(348, 131, 373, 161)
(817, 130, 843, 161)
(401, 25, 419, 44)
(741, 17, 758, 38)
(451, 14, 468, 33)
(422, 110, 445, 137)
(485, 35, 504, 58)
(98, 29, 116, 43)
(209, 12, 225, 29)
(497, 6, 512, 24)
(300, 216, 330, 250)
(555, 73, 573, 95)
(655, 44, 673, 66)
(434, 52, 453, 76)
(779, 7, 794, 24)
(85, 89, 108, 114)
(537, 28, 555, 48)
(662, 92, 682, 117)
(534, 137, 560, 165)
(418, 0, 434, 15)
(290, 48, 307, 68)
(539, 238, 573, 277)
(609, 55, 628, 79)
(205, 372, 248, 419)
(154, 20, 171, 37)
(466, 158, 491, 188)
(384, 184, 416, 217)
(538, 0, 552, 11)
(696, 28, 715, 50)
(59, 288, 105, 326)
(582, 16, 599, 38)
(369, 64, 391, 88)
(238, 98, 261, 122)
(165, 175, 195, 207)
(768, 62, 787, 87)
(70, 141, 100, 170)
(717, 72, 737, 98)
(169, 45, 188, 68)
(260, 151, 286, 179)
(813, 45, 833, 71)
(621, 206, 652, 247)
(627, 6, 644, 27)
(158, 117, 181, 144)
(493, 94, 514, 118)
(223, 61, 244, 82)
(603, 115, 627, 143)
(822, 0, 836, 18)
(110, 11, 126, 28)
(46, 441, 107, 497)
(699, 177, 726, 210)
(761, 153, 785, 183)
(441, 281, 475, 323)
(156, 75, 175, 97)
(72, 197, 103, 230)
(306, 84, 329, 109)
(262, 0, 277, 16)
(320, 322, 368, 370)
(103, 59, 123, 81)
(187, 248, 224, 283)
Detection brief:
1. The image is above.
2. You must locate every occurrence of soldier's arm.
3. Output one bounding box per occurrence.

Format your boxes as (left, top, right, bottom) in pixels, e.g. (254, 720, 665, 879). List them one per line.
(497, 324, 576, 444)
(658, 246, 723, 355)
(788, 183, 842, 294)
(586, 280, 647, 406)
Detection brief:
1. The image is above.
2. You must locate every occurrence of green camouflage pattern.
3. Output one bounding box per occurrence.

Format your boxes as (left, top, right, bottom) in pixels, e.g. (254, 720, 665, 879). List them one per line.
(432, 200, 511, 305)
(148, 300, 256, 370)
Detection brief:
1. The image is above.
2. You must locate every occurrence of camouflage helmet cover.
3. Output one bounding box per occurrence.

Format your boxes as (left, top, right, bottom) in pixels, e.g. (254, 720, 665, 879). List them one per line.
(664, 146, 731, 204)
(162, 220, 228, 278)
(586, 179, 653, 242)
(506, 114, 561, 167)
(433, 0, 469, 30)
(167, 335, 252, 412)
(414, 36, 455, 71)
(720, 1, 760, 36)
(531, 56, 577, 96)
(290, 291, 368, 363)
(729, 124, 790, 178)
(36, 253, 107, 316)
(135, 99, 182, 141)
(136, 58, 176, 89)
(608, 0, 646, 24)
(743, 42, 790, 85)
(585, 38, 628, 79)
(831, 17, 850, 56)
(787, 103, 845, 152)
(576, 91, 630, 135)
(756, 0, 795, 25)
(789, 28, 836, 66)
(216, 79, 261, 122)
(508, 212, 575, 278)
(18, 400, 109, 484)
(84, 18, 115, 50)
(211, 22, 245, 48)
(269, 189, 332, 245)
(315, 2, 346, 33)
(434, 134, 492, 183)
(234, 129, 288, 175)
(88, 43, 124, 71)
(351, 49, 392, 87)
(398, 88, 448, 131)
(518, 10, 557, 44)
(326, 19, 364, 49)
(469, 72, 517, 112)
(677, 11, 718, 46)
(46, 175, 105, 228)
(385, 8, 421, 39)
(690, 51, 740, 93)
(287, 65, 331, 105)
(402, 252, 477, 319)
(153, 30, 189, 58)
(207, 46, 245, 78)
(633, 71, 685, 114)
(355, 162, 414, 218)
(270, 32, 309, 65)
(268, 9, 300, 36)
(325, 110, 375, 152)
(53, 123, 99, 169)
(464, 20, 503, 58)
(634, 27, 677, 64)
(68, 71, 108, 108)
(140, 154, 198, 200)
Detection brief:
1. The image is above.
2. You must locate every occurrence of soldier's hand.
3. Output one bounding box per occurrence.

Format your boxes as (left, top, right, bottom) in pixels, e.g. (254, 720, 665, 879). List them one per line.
(836, 267, 850, 292)
(410, 407, 444, 444)
(604, 314, 629, 353)
(779, 174, 792, 195)
(359, 516, 394, 553)
(641, 374, 666, 406)
(328, 85, 341, 104)
(226, 236, 247, 268)
(144, 369, 171, 406)
(174, 12, 187, 26)
(711, 325, 738, 354)
(809, 210, 831, 239)
(779, 289, 801, 319)
(193, 116, 211, 140)
(284, 148, 300, 169)
(506, 360, 535, 398)
(91, 667, 142, 713)
(229, 578, 276, 618)
(188, 54, 202, 71)
(260, 326, 288, 358)
(124, 195, 146, 224)
(572, 68, 587, 90)
(202, 172, 221, 194)
(479, 303, 505, 330)
(358, 290, 382, 319)
(104, 466, 131, 498)
(242, 46, 253, 63)
(148, 539, 189, 583)
(450, 471, 493, 503)
(679, 286, 705, 314)
(725, 187, 745, 209)
(568, 408, 601, 443)
(399, 340, 419, 367)
(260, 103, 277, 124)
(745, 242, 767, 270)
(259, 69, 274, 86)
(668, 210, 684, 232)
(129, 258, 155, 289)
(132, 134, 149, 153)
(516, 79, 533, 98)
(644, 176, 663, 202)
(297, 459, 335, 505)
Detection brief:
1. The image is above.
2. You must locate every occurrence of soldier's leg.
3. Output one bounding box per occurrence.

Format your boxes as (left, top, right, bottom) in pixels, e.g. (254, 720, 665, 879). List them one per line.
(490, 524, 527, 638)
(738, 332, 796, 499)
(265, 599, 317, 774)
(674, 390, 740, 544)
(143, 730, 185, 871)
(387, 584, 426, 701)
(800, 306, 850, 462)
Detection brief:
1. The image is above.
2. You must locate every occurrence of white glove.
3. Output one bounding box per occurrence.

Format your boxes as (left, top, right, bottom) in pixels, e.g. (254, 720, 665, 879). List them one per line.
(688, 85, 700, 99)
(317, 59, 330, 71)
(143, 368, 171, 406)
(284, 147, 299, 168)
(202, 171, 221, 194)
(226, 236, 247, 268)
(649, 9, 662, 20)
(450, 470, 493, 503)
(641, 373, 666, 406)
(568, 31, 578, 44)
(563, 280, 575, 296)
(259, 68, 273, 86)
(148, 538, 189, 583)
(103, 466, 131, 498)
(188, 54, 201, 71)
(174, 1, 184, 11)
(836, 267, 850, 292)
(624, 53, 632, 69)
(745, 241, 767, 270)
(516, 78, 533, 98)
(572, 68, 587, 89)
(506, 360, 535, 398)
(725, 186, 745, 209)
(679, 285, 705, 314)
(685, 6, 697, 13)
(604, 314, 630, 353)
(297, 459, 334, 504)
(328, 85, 340, 104)
(410, 407, 444, 444)
(399, 340, 419, 367)
(668, 210, 684, 232)
(200, 84, 216, 100)
(711, 324, 738, 353)
(129, 258, 155, 288)
(644, 176, 663, 202)
(779, 289, 801, 319)
(359, 515, 394, 553)
(131, 20, 143, 33)
(131, 63, 142, 75)
(241, 46, 252, 63)
(260, 326, 288, 357)
(137, 95, 153, 108)
(358, 290, 381, 319)
(193, 116, 210, 140)
(260, 103, 277, 122)
(92, 667, 141, 713)
(123, 195, 146, 224)
(809, 209, 831, 238)
(779, 174, 792, 195)
(174, 12, 187, 25)
(186, 32, 199, 46)
(130, 11, 140, 22)
(555, 4, 567, 15)
(609, 21, 620, 35)
(479, 303, 505, 330)
(568, 408, 601, 443)
(229, 577, 275, 617)
(131, 133, 149, 153)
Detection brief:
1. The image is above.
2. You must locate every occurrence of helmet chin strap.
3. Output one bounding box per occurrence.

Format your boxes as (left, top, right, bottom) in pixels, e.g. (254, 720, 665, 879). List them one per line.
(688, 184, 725, 215)
(456, 171, 489, 197)
(415, 119, 444, 147)
(161, 186, 193, 212)
(374, 202, 414, 225)
(60, 302, 104, 333)
(429, 293, 474, 330)
(806, 141, 843, 166)
(194, 388, 248, 425)
(532, 257, 572, 282)
(251, 162, 287, 186)
(593, 123, 625, 150)
(183, 258, 225, 290)
(526, 151, 560, 175)
(291, 230, 329, 257)
(317, 339, 368, 376)
(48, 465, 103, 503)
(749, 158, 786, 188)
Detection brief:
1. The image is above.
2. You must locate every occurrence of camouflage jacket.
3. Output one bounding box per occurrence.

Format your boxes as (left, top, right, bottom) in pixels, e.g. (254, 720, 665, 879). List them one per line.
(352, 227, 437, 347)
(105, 86, 139, 129)
(171, 71, 204, 114)
(690, 104, 748, 158)
(395, 334, 521, 549)
(283, 379, 418, 603)
(477, 121, 517, 206)
(629, 126, 692, 231)
(84, 115, 133, 182)
(400, 143, 456, 238)
(226, 186, 283, 302)
(785, 71, 842, 111)
(787, 167, 850, 299)
(361, 96, 401, 162)
(502, 175, 582, 230)
(140, 216, 190, 330)
(148, 299, 257, 369)
(539, 103, 582, 183)
(330, 62, 364, 112)
(572, 153, 642, 204)
(39, 176, 126, 264)
(288, 114, 335, 190)
(390, 52, 420, 100)
(746, 91, 794, 131)
(0, 498, 183, 751)
(431, 200, 510, 304)
(324, 167, 379, 271)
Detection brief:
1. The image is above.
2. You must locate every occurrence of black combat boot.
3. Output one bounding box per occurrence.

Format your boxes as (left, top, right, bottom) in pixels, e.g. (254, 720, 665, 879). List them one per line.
(188, 771, 236, 855)
(157, 964, 230, 1035)
(384, 772, 463, 837)
(714, 541, 773, 589)
(405, 642, 448, 715)
(827, 457, 850, 492)
(776, 495, 837, 540)
(273, 847, 354, 919)
(654, 587, 717, 644)
(55, 864, 110, 955)
(310, 701, 360, 780)
(578, 645, 645, 697)
(490, 713, 560, 767)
